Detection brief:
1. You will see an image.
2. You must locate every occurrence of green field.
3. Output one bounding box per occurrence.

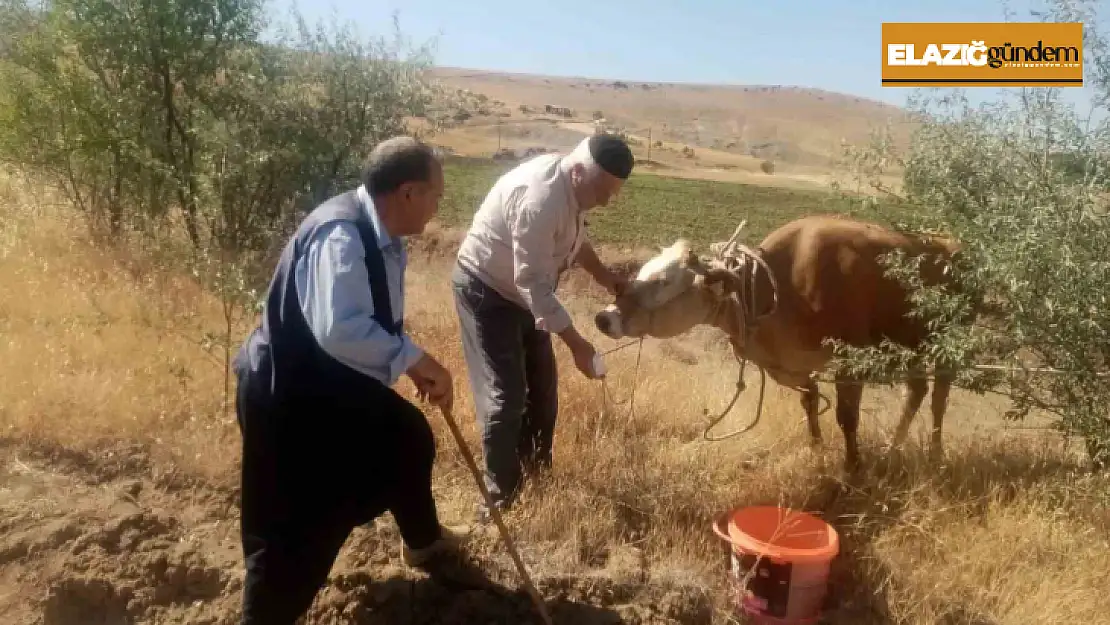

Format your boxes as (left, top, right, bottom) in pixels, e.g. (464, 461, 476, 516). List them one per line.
(439, 156, 911, 250)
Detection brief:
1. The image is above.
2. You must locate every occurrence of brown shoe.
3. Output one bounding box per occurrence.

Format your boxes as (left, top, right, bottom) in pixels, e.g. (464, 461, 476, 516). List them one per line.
(400, 523, 472, 568)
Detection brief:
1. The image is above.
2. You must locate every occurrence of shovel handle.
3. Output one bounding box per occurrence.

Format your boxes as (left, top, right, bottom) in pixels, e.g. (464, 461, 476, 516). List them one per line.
(437, 405, 554, 625)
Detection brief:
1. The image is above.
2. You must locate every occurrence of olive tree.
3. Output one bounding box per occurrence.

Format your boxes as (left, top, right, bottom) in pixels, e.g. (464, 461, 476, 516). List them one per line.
(829, 0, 1110, 467)
(0, 0, 437, 254)
(0, 0, 439, 410)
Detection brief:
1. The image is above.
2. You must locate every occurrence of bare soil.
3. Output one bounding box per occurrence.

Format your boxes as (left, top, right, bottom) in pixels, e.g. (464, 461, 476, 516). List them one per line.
(0, 439, 715, 625)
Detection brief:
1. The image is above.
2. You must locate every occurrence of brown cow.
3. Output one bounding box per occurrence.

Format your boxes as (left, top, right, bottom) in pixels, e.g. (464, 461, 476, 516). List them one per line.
(593, 214, 966, 471)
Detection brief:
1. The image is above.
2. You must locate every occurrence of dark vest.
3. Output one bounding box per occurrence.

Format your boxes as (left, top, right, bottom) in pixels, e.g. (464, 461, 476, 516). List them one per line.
(233, 190, 401, 406)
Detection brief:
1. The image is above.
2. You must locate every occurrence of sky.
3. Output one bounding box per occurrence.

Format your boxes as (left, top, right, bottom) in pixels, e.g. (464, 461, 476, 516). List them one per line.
(279, 0, 1104, 115)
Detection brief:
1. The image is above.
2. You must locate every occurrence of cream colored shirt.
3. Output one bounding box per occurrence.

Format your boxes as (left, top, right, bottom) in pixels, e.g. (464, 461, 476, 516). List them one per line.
(456, 153, 587, 334)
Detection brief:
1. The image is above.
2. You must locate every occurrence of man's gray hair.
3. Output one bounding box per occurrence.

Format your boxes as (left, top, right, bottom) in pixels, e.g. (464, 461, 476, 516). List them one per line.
(563, 136, 604, 178)
(362, 136, 442, 197)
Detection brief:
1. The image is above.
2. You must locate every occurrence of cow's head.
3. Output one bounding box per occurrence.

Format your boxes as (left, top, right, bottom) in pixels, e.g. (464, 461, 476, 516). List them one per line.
(594, 239, 733, 340)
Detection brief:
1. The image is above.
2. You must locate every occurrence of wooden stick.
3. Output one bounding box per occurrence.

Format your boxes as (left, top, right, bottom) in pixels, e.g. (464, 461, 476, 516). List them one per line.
(437, 405, 555, 625)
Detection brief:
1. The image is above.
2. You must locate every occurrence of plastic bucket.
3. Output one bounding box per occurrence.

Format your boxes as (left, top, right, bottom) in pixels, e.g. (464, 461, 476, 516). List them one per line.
(711, 506, 839, 624)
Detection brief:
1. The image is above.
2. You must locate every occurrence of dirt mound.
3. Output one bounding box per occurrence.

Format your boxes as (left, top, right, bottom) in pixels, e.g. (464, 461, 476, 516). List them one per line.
(304, 569, 710, 624)
(0, 440, 715, 625)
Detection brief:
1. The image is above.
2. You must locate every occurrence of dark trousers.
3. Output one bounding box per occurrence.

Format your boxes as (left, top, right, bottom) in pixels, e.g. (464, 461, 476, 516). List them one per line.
(235, 365, 441, 625)
(451, 262, 559, 511)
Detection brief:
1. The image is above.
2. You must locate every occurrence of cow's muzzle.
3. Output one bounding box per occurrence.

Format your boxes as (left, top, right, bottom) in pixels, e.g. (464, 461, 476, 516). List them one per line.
(594, 306, 624, 339)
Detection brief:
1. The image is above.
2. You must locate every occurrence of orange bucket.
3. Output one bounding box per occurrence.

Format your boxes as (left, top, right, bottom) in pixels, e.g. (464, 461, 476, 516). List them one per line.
(712, 506, 839, 624)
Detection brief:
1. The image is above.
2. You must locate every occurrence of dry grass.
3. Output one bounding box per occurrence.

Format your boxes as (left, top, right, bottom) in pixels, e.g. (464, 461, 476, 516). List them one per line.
(2, 170, 1109, 624)
(0, 174, 242, 477)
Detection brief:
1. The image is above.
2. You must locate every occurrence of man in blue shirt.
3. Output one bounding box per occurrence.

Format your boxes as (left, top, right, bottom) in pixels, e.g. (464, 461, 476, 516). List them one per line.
(232, 136, 469, 624)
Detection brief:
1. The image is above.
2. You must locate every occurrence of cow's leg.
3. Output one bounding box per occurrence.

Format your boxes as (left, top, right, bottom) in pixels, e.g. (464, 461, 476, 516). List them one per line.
(891, 377, 928, 449)
(928, 373, 953, 461)
(835, 380, 864, 472)
(801, 378, 822, 446)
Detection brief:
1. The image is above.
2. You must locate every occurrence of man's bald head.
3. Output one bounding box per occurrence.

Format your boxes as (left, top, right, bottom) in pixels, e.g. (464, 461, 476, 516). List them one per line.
(362, 135, 445, 237)
(363, 136, 442, 198)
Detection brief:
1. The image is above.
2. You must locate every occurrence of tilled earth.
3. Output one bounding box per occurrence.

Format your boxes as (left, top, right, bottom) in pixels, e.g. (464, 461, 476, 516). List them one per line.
(0, 439, 715, 625)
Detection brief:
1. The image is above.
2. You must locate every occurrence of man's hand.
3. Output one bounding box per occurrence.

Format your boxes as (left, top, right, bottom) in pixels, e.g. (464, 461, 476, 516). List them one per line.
(406, 353, 454, 411)
(577, 240, 628, 298)
(557, 325, 603, 380)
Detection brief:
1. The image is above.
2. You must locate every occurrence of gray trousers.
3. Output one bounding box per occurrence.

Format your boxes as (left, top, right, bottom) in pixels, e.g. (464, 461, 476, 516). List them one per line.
(451, 262, 559, 510)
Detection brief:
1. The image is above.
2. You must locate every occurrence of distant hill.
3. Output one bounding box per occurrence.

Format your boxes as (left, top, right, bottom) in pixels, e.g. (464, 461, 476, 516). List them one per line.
(422, 66, 916, 190)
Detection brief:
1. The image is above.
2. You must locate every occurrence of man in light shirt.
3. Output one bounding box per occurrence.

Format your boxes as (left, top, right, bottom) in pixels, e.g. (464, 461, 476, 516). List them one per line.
(452, 133, 635, 517)
(232, 136, 469, 625)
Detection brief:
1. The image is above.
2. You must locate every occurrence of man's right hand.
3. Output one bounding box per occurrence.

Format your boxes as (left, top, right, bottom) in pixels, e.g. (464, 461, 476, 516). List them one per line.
(406, 353, 454, 411)
(558, 326, 603, 380)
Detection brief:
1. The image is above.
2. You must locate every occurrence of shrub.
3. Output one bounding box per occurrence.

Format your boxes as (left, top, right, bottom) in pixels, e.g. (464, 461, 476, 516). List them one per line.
(829, 0, 1110, 467)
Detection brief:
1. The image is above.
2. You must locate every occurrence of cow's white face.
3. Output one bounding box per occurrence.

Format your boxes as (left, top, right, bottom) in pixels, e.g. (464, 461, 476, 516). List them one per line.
(594, 239, 724, 339)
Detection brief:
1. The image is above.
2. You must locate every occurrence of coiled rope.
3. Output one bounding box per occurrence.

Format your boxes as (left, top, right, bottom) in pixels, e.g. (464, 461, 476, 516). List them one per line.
(698, 221, 788, 441)
(596, 221, 811, 441)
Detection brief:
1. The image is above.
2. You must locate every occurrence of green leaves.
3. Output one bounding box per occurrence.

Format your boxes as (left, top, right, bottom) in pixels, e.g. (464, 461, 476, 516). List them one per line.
(0, 0, 440, 412)
(0, 0, 436, 255)
(829, 0, 1110, 466)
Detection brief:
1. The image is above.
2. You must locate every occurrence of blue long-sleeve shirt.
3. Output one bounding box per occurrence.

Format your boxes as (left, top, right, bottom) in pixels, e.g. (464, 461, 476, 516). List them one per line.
(293, 185, 424, 386)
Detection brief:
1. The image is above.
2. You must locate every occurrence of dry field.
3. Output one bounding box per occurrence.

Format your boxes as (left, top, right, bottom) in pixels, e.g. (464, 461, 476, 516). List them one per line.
(425, 67, 913, 193)
(2, 168, 1110, 625)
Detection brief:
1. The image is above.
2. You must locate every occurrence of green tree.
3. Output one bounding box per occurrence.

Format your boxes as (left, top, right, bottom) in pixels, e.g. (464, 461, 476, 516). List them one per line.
(0, 0, 264, 242)
(0, 0, 439, 409)
(0, 0, 437, 255)
(830, 0, 1110, 467)
(209, 9, 438, 255)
